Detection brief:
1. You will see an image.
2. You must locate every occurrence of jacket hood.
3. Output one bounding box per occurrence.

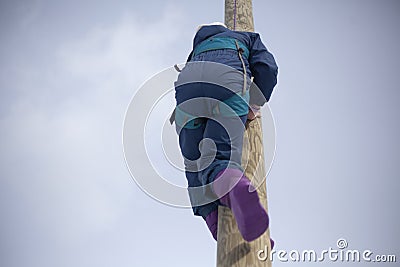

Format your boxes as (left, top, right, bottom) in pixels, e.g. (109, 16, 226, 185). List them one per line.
(193, 25, 229, 48)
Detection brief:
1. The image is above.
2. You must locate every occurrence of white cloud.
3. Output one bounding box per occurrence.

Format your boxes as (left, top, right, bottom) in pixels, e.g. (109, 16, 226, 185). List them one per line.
(0, 4, 190, 265)
(57, 6, 186, 93)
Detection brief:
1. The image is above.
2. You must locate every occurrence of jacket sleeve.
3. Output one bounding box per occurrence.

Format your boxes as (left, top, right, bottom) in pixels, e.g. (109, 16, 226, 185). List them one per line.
(248, 33, 278, 106)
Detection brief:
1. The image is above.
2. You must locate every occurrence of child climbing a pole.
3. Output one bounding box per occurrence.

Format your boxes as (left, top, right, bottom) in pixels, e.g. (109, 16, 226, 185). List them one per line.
(172, 22, 278, 242)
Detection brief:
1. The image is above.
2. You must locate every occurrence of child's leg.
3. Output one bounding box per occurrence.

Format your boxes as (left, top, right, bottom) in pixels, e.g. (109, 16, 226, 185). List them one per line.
(200, 115, 269, 242)
(177, 120, 219, 221)
(199, 115, 247, 184)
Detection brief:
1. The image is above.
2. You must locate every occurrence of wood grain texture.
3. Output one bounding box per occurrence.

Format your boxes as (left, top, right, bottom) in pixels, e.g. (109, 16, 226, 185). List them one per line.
(224, 0, 254, 32)
(217, 1, 272, 266)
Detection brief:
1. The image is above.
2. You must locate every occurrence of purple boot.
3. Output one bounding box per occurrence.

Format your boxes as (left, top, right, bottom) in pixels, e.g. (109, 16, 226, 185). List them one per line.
(206, 210, 275, 245)
(205, 210, 218, 241)
(213, 168, 269, 242)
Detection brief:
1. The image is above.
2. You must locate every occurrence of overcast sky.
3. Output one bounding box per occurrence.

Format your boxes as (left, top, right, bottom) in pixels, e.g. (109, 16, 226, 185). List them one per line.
(1, 0, 399, 266)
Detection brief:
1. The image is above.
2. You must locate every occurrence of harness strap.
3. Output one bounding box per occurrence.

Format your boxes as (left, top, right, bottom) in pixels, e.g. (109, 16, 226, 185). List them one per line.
(235, 40, 247, 96)
(169, 108, 176, 125)
(174, 64, 182, 72)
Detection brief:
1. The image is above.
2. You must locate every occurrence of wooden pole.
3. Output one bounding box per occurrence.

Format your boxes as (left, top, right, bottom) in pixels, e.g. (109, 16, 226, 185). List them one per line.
(217, 1, 273, 266)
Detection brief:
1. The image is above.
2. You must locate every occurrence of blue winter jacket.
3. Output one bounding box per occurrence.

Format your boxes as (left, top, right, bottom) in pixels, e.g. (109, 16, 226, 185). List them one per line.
(187, 25, 278, 106)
